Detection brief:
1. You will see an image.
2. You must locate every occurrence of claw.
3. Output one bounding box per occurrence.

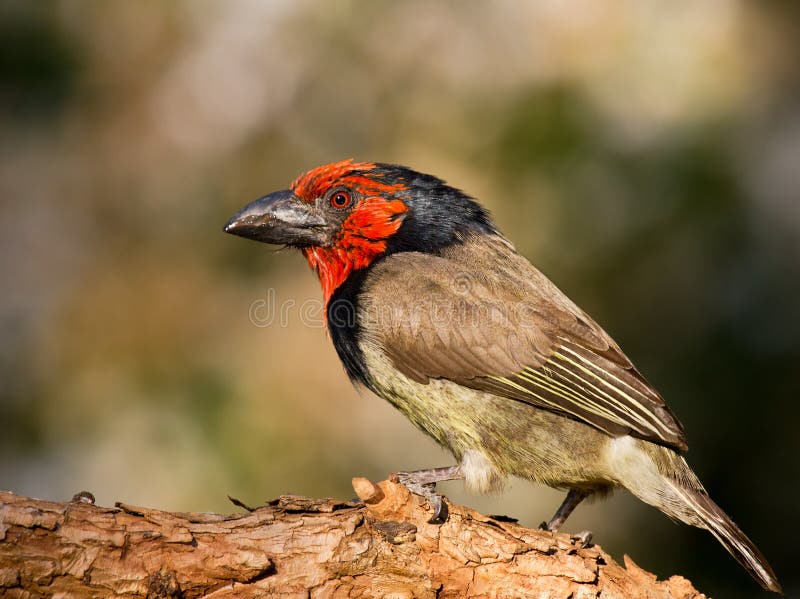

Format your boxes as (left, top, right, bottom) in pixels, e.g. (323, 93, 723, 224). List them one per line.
(428, 494, 449, 524)
(571, 530, 593, 546)
(396, 468, 459, 524)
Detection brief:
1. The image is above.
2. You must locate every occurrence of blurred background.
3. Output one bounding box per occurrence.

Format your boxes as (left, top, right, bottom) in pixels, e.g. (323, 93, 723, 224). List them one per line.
(1, 1, 798, 596)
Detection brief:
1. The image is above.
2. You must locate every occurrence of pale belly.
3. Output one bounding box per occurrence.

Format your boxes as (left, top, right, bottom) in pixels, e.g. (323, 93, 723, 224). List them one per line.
(359, 343, 618, 494)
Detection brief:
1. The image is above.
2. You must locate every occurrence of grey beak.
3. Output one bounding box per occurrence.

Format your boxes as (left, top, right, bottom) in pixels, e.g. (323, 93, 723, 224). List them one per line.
(224, 189, 329, 247)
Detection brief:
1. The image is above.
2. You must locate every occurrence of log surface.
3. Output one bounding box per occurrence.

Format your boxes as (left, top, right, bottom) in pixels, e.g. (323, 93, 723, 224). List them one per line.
(0, 479, 705, 598)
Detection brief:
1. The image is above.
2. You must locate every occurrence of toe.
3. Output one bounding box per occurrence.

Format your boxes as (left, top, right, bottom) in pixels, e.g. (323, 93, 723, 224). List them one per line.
(571, 530, 593, 546)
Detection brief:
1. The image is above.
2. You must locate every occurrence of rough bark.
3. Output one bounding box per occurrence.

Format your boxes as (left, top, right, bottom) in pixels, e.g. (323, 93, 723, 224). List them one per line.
(0, 478, 705, 598)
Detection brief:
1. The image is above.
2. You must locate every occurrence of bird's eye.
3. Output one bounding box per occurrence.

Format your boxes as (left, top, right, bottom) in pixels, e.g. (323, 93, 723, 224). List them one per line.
(329, 191, 352, 210)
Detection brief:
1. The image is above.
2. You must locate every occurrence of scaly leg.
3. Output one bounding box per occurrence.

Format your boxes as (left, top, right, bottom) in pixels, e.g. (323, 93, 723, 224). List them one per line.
(395, 465, 464, 524)
(542, 488, 590, 532)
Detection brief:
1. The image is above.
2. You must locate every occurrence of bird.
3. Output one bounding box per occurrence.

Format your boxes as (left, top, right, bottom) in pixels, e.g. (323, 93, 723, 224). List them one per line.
(224, 159, 781, 593)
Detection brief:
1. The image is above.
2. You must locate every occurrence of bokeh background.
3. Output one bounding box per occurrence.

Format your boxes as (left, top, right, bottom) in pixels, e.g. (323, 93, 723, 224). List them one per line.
(1, 1, 798, 596)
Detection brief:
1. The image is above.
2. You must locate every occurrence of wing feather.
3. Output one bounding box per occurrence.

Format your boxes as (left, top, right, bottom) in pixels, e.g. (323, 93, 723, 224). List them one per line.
(359, 235, 688, 451)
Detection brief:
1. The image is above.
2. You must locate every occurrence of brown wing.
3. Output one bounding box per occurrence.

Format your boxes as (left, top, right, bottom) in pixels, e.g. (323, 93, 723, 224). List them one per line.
(359, 234, 688, 451)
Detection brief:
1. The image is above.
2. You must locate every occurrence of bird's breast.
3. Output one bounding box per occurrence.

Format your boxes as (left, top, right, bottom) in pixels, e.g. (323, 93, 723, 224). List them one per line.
(356, 336, 618, 492)
(358, 340, 483, 452)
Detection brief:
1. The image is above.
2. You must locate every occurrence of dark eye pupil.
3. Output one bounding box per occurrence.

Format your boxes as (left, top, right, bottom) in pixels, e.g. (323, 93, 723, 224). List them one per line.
(331, 192, 350, 208)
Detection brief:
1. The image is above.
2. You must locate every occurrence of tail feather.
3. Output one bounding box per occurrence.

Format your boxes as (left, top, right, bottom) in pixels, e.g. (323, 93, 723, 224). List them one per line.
(607, 437, 781, 592)
(664, 480, 782, 594)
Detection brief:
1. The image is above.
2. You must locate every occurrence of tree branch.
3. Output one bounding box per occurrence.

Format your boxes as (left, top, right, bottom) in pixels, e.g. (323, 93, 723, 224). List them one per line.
(0, 478, 705, 598)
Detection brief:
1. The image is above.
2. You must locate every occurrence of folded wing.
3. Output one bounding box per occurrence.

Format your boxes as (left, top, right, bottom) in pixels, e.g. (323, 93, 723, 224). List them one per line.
(360, 235, 687, 451)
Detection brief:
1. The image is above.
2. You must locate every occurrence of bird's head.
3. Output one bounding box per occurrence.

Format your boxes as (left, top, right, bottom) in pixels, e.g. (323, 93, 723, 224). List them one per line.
(225, 159, 495, 304)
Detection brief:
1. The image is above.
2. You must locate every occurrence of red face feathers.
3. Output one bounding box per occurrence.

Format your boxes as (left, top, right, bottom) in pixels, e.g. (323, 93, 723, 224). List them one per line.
(291, 160, 409, 305)
(224, 159, 496, 306)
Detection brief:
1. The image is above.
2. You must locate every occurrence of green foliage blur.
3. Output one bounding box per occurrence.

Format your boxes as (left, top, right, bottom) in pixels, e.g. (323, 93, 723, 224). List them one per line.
(1, 2, 798, 596)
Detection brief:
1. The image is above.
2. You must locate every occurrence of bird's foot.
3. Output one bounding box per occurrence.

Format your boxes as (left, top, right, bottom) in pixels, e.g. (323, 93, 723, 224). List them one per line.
(538, 518, 567, 533)
(395, 472, 448, 523)
(570, 530, 593, 546)
(537, 521, 593, 546)
(541, 488, 591, 532)
(394, 466, 462, 524)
